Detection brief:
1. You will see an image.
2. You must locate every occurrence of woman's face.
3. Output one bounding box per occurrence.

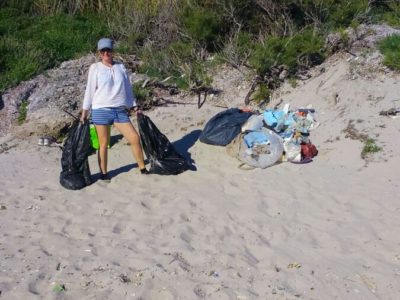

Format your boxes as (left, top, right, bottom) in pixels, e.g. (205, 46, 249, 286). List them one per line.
(100, 48, 113, 62)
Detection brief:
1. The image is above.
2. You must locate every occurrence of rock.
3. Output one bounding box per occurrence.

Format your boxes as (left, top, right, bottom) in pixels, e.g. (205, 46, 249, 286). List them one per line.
(279, 69, 288, 80)
(326, 24, 400, 54)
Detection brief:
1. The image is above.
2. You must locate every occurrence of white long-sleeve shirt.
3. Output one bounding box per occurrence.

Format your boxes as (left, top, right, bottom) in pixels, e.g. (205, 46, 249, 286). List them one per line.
(82, 62, 137, 110)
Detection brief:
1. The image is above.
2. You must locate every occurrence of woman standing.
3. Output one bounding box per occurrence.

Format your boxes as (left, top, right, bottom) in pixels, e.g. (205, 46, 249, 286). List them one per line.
(80, 38, 149, 180)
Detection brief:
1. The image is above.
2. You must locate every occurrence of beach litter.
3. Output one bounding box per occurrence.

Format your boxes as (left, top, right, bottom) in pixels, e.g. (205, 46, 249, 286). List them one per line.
(208, 270, 219, 277)
(138, 114, 190, 175)
(201, 104, 319, 169)
(118, 273, 131, 283)
(38, 136, 60, 147)
(379, 108, 400, 116)
(59, 120, 92, 190)
(287, 262, 302, 269)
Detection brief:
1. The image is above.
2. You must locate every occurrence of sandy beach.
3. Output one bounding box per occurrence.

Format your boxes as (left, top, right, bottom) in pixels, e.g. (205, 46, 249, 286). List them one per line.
(1, 52, 400, 299)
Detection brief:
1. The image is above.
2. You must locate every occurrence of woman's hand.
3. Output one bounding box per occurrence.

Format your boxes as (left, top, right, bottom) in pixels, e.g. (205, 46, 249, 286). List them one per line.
(80, 109, 89, 123)
(129, 106, 142, 116)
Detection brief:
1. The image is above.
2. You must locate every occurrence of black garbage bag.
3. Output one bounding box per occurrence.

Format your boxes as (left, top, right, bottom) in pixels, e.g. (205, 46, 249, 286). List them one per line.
(199, 108, 253, 146)
(137, 114, 189, 175)
(60, 120, 92, 190)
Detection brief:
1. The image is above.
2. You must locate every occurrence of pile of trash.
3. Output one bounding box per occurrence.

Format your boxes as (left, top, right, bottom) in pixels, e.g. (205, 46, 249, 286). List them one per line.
(200, 104, 319, 169)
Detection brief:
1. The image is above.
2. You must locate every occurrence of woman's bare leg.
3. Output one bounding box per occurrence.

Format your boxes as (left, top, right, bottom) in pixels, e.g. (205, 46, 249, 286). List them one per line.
(95, 125, 110, 174)
(113, 122, 146, 170)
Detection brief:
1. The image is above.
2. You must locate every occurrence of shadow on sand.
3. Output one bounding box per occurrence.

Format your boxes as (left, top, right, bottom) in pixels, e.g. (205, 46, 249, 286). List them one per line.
(91, 129, 201, 182)
(110, 134, 123, 147)
(172, 129, 201, 171)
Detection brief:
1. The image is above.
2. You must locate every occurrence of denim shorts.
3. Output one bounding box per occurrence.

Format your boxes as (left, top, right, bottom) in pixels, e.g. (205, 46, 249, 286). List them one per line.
(91, 107, 130, 125)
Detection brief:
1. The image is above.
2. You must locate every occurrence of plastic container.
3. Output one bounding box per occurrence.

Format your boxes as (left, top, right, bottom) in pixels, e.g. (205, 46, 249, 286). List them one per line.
(239, 128, 284, 168)
(89, 123, 110, 150)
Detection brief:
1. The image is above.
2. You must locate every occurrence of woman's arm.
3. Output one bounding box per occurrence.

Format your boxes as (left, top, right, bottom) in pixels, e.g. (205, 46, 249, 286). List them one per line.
(82, 64, 97, 111)
(122, 64, 137, 109)
(81, 64, 97, 122)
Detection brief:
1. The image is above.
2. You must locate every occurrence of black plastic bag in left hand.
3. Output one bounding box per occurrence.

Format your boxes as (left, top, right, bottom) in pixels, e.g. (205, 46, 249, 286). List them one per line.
(137, 114, 189, 175)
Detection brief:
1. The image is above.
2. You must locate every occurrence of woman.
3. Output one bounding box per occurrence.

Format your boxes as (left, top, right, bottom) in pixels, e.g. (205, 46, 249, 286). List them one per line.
(80, 38, 149, 180)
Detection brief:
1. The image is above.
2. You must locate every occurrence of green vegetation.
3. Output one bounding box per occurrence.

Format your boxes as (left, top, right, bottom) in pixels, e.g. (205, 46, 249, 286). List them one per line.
(17, 99, 28, 125)
(1, 0, 400, 98)
(182, 7, 222, 51)
(369, 1, 400, 28)
(215, 31, 255, 68)
(251, 84, 270, 105)
(288, 78, 298, 88)
(378, 34, 400, 70)
(0, 7, 109, 91)
(361, 138, 382, 158)
(250, 30, 325, 76)
(53, 283, 66, 293)
(133, 82, 154, 109)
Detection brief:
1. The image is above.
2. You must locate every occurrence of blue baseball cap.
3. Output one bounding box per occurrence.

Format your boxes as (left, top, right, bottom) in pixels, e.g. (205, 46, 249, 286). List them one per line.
(97, 38, 113, 51)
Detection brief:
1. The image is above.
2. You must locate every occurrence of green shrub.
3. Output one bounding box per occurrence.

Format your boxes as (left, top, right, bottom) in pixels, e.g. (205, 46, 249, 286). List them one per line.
(250, 30, 325, 76)
(181, 6, 222, 51)
(216, 31, 255, 67)
(138, 45, 173, 78)
(3, 0, 400, 96)
(169, 41, 194, 61)
(17, 99, 28, 125)
(378, 35, 400, 70)
(116, 32, 146, 54)
(361, 138, 381, 158)
(338, 28, 350, 49)
(327, 0, 370, 28)
(0, 36, 42, 90)
(138, 40, 212, 90)
(168, 41, 212, 88)
(21, 14, 107, 66)
(377, 13, 400, 28)
(133, 82, 154, 109)
(251, 84, 270, 104)
(0, 8, 108, 91)
(371, 1, 400, 28)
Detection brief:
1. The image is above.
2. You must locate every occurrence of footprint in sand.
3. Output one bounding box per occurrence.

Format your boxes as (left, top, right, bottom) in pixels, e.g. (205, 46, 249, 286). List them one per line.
(112, 223, 123, 234)
(87, 243, 98, 256)
(27, 273, 46, 296)
(242, 246, 260, 267)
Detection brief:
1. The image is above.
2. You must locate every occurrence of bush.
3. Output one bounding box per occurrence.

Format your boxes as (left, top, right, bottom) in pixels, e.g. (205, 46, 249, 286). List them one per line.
(138, 44, 174, 79)
(327, 0, 370, 28)
(378, 34, 400, 70)
(216, 31, 255, 67)
(250, 37, 282, 75)
(133, 82, 155, 109)
(181, 6, 222, 51)
(17, 99, 28, 125)
(0, 36, 41, 86)
(361, 138, 381, 159)
(138, 40, 212, 90)
(3, 0, 400, 95)
(0, 8, 108, 91)
(251, 84, 270, 104)
(250, 30, 325, 76)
